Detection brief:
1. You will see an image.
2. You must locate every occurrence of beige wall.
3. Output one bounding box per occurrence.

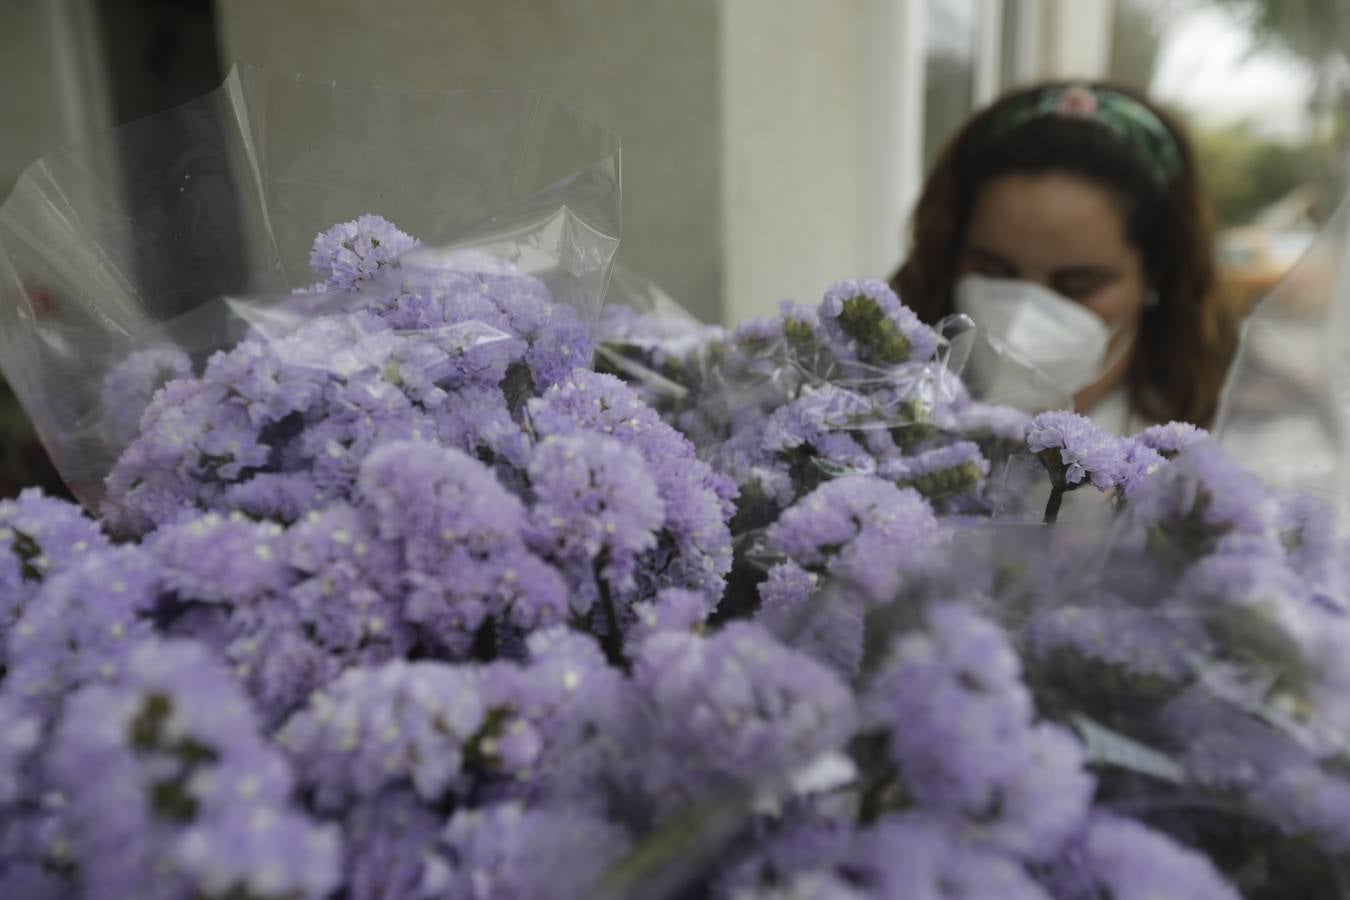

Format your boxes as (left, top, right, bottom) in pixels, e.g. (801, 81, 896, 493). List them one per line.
(217, 0, 912, 325)
(0, 1, 110, 202)
(720, 0, 865, 324)
(217, 0, 725, 322)
(4, 1, 1021, 326)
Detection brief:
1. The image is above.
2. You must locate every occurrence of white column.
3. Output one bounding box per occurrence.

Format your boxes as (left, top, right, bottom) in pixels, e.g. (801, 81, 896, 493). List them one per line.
(1041, 0, 1116, 81)
(973, 0, 1004, 105)
(857, 0, 926, 288)
(720, 0, 867, 324)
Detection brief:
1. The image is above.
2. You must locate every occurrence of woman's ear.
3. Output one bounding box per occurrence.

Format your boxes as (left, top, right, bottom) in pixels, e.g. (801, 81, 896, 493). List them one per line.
(1143, 288, 1160, 308)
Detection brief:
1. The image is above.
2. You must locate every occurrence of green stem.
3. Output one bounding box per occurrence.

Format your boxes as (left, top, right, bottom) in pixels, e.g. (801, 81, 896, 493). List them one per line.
(1044, 485, 1065, 525)
(858, 763, 899, 825)
(597, 575, 628, 671)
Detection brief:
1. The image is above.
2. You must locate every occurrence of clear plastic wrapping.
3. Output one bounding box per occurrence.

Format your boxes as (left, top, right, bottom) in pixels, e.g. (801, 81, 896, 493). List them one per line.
(1215, 194, 1350, 508)
(0, 64, 621, 508)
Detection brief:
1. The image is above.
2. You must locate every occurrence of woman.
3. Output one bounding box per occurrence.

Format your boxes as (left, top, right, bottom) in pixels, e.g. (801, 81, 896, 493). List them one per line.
(892, 81, 1237, 431)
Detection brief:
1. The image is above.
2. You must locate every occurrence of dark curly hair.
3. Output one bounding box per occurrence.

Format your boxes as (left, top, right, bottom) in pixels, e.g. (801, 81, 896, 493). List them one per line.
(891, 81, 1236, 427)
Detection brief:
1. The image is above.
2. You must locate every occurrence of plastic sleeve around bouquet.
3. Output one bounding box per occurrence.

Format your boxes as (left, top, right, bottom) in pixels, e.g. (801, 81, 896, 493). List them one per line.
(594, 277, 1073, 543)
(1214, 195, 1350, 509)
(0, 63, 620, 509)
(737, 458, 1350, 897)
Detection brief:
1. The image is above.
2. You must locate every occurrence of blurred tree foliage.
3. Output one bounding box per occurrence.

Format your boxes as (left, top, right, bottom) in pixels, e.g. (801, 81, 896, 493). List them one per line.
(1206, 0, 1350, 73)
(1193, 122, 1320, 226)
(1205, 0, 1350, 201)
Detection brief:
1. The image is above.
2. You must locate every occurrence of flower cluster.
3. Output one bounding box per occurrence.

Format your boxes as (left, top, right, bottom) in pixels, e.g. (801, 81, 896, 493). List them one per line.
(96, 217, 731, 665)
(5, 214, 1349, 898)
(599, 278, 1013, 526)
(102, 216, 592, 536)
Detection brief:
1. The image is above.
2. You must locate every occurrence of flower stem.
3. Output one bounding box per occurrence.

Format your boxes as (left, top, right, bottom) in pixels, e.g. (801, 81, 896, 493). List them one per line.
(597, 575, 628, 671)
(1044, 485, 1065, 525)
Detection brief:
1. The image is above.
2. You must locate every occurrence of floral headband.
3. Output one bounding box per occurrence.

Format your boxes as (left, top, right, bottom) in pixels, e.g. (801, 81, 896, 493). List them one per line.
(983, 84, 1183, 188)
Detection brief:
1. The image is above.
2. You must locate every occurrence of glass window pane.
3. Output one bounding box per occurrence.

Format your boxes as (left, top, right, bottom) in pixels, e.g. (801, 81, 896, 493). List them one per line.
(923, 0, 979, 173)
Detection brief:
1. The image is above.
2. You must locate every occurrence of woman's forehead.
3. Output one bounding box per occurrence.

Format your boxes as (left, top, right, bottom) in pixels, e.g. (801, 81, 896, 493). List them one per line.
(964, 172, 1136, 269)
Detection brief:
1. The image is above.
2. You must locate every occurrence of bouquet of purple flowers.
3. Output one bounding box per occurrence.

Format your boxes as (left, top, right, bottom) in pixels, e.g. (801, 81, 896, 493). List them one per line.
(3, 66, 1349, 900)
(1, 209, 1348, 899)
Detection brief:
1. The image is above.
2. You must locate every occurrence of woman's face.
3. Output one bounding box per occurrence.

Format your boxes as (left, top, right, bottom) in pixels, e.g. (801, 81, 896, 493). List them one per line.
(957, 172, 1150, 408)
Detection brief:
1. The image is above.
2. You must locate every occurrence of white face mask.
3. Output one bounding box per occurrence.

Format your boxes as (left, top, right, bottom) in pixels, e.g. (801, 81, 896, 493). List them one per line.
(953, 275, 1112, 397)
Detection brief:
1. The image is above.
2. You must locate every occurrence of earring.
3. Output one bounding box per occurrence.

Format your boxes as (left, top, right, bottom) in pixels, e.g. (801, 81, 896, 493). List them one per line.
(1144, 289, 1160, 308)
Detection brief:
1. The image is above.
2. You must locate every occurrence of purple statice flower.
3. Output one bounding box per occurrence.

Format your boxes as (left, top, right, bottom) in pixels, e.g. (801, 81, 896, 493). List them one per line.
(1050, 813, 1240, 900)
(1250, 758, 1350, 851)
(1025, 592, 1202, 684)
(1117, 439, 1167, 498)
(48, 639, 339, 900)
(1276, 492, 1350, 610)
(355, 441, 564, 654)
(724, 871, 869, 900)
(426, 320, 527, 394)
(713, 818, 861, 900)
(384, 321, 523, 396)
(526, 433, 664, 609)
(277, 660, 490, 812)
(1121, 441, 1277, 554)
(631, 621, 857, 798)
(755, 561, 816, 616)
(347, 265, 529, 392)
(342, 790, 444, 900)
(1135, 420, 1209, 459)
(5, 545, 160, 713)
(943, 400, 1034, 448)
(500, 628, 635, 805)
(219, 471, 321, 523)
(168, 754, 343, 900)
(103, 379, 262, 534)
(1168, 549, 1350, 746)
(100, 347, 194, 446)
(364, 261, 508, 331)
(268, 312, 395, 374)
(630, 587, 713, 642)
(202, 339, 328, 429)
(882, 441, 990, 505)
(146, 511, 289, 606)
(865, 603, 1093, 861)
(756, 563, 865, 677)
(498, 281, 594, 390)
(0, 490, 108, 650)
(0, 692, 39, 804)
(432, 385, 531, 471)
(309, 214, 419, 291)
(421, 802, 630, 900)
(529, 368, 695, 471)
(1025, 410, 1128, 491)
(1161, 690, 1350, 850)
(530, 370, 734, 603)
(851, 814, 1050, 900)
(0, 864, 67, 900)
(763, 475, 941, 602)
(290, 372, 438, 498)
(730, 300, 825, 369)
(760, 386, 874, 473)
(818, 278, 938, 369)
(488, 549, 573, 636)
(871, 360, 971, 422)
(283, 502, 409, 652)
(357, 440, 523, 564)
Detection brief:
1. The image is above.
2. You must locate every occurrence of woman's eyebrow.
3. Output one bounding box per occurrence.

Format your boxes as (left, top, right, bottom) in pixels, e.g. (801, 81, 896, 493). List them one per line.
(1050, 264, 1121, 279)
(965, 245, 1015, 268)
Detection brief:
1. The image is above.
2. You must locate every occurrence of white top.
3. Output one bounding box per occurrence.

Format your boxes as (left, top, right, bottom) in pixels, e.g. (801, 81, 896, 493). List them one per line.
(1085, 386, 1152, 436)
